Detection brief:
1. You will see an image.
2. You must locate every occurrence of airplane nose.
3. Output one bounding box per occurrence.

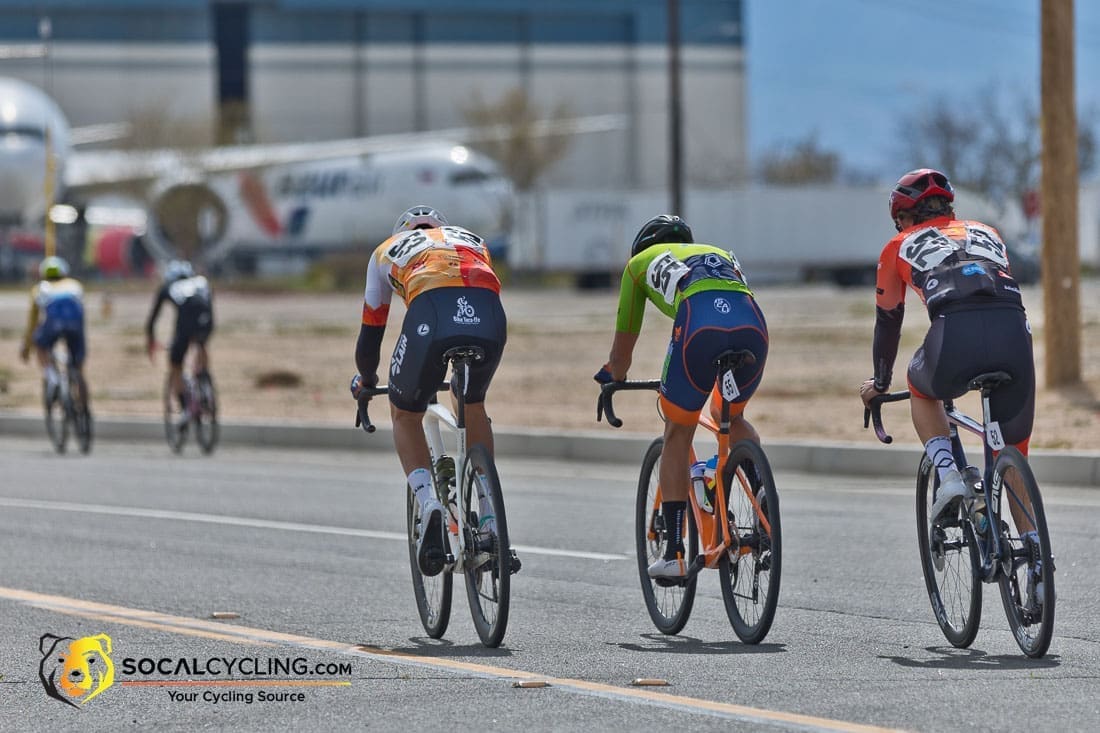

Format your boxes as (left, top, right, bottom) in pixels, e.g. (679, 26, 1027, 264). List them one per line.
(0, 138, 47, 222)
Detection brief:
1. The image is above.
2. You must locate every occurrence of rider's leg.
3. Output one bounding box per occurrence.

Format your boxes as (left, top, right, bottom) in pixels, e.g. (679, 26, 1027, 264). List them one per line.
(167, 364, 185, 409)
(462, 401, 494, 455)
(391, 403, 434, 494)
(193, 343, 209, 374)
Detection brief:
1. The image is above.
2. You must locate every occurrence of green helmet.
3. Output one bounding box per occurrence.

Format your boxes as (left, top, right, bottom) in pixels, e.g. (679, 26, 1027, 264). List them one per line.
(39, 256, 69, 280)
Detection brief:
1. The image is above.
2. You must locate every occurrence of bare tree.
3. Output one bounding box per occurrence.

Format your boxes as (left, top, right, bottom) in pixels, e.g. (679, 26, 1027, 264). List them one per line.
(896, 84, 1096, 215)
(462, 88, 573, 190)
(756, 133, 840, 185)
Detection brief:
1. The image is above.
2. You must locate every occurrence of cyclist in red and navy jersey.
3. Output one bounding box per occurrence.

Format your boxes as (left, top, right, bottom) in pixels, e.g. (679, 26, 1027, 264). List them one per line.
(596, 215, 768, 580)
(859, 169, 1035, 525)
(350, 205, 507, 578)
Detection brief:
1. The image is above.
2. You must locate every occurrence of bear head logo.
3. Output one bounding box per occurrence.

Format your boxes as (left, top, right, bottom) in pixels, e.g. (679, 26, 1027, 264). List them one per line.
(39, 633, 115, 707)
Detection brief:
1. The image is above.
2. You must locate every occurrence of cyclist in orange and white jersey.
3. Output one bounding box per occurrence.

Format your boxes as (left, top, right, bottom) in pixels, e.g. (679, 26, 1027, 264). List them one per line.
(859, 169, 1035, 523)
(350, 205, 507, 577)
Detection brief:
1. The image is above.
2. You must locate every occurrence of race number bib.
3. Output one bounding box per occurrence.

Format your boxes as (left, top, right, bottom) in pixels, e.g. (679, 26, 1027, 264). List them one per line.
(964, 224, 1009, 268)
(384, 230, 435, 266)
(646, 251, 691, 305)
(898, 228, 958, 272)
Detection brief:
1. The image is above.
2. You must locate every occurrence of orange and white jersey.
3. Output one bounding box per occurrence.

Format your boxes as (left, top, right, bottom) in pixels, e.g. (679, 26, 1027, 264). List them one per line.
(361, 225, 500, 327)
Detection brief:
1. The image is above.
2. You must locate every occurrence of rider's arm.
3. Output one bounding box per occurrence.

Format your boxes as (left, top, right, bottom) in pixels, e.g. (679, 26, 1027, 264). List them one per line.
(145, 285, 168, 345)
(606, 331, 640, 381)
(355, 249, 393, 382)
(20, 287, 39, 358)
(871, 240, 906, 391)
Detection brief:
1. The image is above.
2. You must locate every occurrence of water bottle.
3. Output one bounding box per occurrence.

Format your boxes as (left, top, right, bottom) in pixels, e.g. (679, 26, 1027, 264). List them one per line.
(691, 461, 713, 514)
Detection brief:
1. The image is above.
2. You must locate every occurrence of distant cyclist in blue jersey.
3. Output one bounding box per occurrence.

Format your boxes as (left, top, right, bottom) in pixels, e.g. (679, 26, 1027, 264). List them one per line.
(595, 215, 769, 580)
(20, 256, 88, 402)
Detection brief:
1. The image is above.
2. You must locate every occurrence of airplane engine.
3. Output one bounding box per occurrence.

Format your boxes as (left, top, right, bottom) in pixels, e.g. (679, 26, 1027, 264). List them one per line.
(86, 226, 155, 278)
(148, 177, 229, 261)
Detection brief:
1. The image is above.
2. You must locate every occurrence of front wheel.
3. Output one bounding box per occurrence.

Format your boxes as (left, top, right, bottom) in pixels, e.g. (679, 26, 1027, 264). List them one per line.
(719, 440, 782, 644)
(916, 455, 982, 648)
(462, 444, 512, 648)
(993, 448, 1055, 658)
(406, 484, 452, 638)
(635, 438, 698, 635)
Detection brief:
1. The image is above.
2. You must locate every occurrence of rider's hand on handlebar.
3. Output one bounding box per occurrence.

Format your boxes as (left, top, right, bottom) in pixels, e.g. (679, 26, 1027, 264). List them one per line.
(593, 363, 615, 385)
(146, 338, 157, 362)
(859, 378, 885, 407)
(350, 372, 378, 399)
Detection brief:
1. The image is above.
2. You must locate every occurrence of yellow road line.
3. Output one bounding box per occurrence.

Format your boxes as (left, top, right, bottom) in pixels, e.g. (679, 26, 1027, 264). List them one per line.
(0, 585, 904, 732)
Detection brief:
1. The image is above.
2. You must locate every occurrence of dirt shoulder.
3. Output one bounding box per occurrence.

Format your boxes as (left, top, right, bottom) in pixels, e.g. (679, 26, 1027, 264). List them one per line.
(1, 280, 1097, 451)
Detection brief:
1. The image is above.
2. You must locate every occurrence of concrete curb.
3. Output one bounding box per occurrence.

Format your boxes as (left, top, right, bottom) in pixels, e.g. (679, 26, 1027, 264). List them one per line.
(3, 413, 1098, 486)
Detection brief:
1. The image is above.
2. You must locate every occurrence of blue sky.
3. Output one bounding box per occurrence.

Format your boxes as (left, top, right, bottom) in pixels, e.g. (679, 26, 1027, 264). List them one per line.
(745, 0, 1100, 179)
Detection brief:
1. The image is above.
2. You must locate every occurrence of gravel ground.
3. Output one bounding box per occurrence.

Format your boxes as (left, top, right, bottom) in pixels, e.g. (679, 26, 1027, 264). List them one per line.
(1, 278, 1097, 450)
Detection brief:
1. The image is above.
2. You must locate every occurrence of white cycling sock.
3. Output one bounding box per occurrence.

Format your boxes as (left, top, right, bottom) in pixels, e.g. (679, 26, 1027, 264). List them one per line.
(408, 468, 434, 504)
(924, 436, 958, 482)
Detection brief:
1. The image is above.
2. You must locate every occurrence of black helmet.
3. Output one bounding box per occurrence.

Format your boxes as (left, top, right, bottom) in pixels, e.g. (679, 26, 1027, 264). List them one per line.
(631, 215, 693, 257)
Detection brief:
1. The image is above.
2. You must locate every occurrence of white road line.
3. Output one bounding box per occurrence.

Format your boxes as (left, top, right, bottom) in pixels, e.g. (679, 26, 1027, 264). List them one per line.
(0, 497, 627, 561)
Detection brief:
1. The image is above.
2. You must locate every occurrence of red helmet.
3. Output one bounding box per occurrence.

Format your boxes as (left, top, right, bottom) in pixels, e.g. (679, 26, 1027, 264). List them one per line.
(889, 168, 954, 220)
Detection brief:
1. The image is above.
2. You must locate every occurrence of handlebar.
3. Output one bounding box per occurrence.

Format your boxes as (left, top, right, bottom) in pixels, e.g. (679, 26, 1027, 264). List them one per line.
(353, 382, 450, 434)
(596, 380, 661, 429)
(863, 390, 911, 444)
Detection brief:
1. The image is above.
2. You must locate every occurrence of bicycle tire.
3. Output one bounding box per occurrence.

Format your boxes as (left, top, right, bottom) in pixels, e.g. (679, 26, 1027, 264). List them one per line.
(163, 378, 186, 454)
(992, 447, 1055, 658)
(43, 387, 68, 454)
(195, 372, 219, 455)
(406, 482, 453, 638)
(635, 437, 698, 635)
(916, 455, 982, 648)
(462, 444, 511, 648)
(718, 439, 782, 644)
(71, 371, 92, 455)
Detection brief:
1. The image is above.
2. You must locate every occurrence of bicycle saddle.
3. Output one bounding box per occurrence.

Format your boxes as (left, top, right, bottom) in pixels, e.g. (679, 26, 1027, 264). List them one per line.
(967, 371, 1012, 393)
(442, 345, 486, 364)
(713, 349, 756, 370)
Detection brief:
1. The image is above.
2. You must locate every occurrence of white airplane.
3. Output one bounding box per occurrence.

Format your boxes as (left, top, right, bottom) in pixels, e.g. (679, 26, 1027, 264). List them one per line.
(0, 76, 621, 275)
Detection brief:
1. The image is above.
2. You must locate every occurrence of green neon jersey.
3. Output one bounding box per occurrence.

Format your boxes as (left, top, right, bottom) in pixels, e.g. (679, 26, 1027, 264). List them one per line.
(615, 243, 752, 334)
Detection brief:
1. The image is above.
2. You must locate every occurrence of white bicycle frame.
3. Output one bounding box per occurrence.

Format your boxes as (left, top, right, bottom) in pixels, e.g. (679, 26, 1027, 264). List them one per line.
(423, 359, 472, 572)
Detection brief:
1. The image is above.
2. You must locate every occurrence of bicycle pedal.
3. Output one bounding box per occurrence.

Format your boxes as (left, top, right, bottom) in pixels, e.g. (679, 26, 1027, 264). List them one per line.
(509, 549, 522, 575)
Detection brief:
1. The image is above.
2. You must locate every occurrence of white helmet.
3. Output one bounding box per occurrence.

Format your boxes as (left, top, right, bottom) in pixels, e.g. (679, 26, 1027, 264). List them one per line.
(163, 259, 194, 282)
(392, 205, 447, 235)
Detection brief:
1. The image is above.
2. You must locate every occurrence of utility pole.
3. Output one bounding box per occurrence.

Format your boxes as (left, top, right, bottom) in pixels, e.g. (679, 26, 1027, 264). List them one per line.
(1040, 0, 1081, 386)
(668, 0, 684, 216)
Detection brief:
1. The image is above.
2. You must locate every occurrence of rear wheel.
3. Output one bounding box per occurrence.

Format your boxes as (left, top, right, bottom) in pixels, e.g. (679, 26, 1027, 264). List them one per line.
(71, 372, 92, 455)
(43, 383, 68, 454)
(163, 378, 185, 454)
(916, 455, 982, 648)
(719, 440, 782, 644)
(993, 448, 1055, 658)
(462, 444, 512, 648)
(407, 483, 452, 638)
(195, 371, 219, 455)
(635, 438, 698, 635)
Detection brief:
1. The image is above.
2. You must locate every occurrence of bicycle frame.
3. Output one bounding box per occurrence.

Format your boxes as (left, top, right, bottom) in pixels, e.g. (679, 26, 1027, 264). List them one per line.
(691, 398, 771, 570)
(423, 383, 473, 571)
(599, 350, 769, 574)
(943, 397, 1011, 583)
(866, 384, 1024, 584)
(357, 351, 482, 573)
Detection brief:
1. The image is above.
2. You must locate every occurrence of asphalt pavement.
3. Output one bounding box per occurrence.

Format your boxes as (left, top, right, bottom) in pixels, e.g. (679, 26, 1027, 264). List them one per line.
(1, 436, 1098, 731)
